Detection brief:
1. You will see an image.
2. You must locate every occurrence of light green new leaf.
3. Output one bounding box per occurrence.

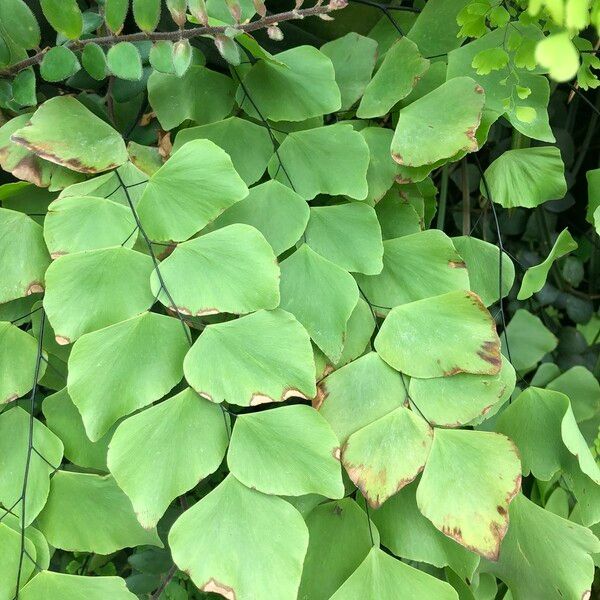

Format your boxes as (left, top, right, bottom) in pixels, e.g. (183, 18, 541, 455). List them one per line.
(67, 312, 188, 441)
(40, 46, 80, 82)
(172, 117, 273, 185)
(107, 42, 142, 80)
(518, 229, 577, 299)
(228, 405, 344, 498)
(298, 498, 378, 600)
(0, 523, 35, 600)
(482, 494, 600, 600)
(355, 230, 469, 313)
(417, 429, 521, 559)
(268, 124, 370, 201)
(108, 388, 228, 528)
(169, 475, 308, 600)
(137, 139, 248, 241)
(207, 180, 309, 255)
(481, 147, 567, 209)
(44, 247, 154, 344)
(357, 37, 429, 118)
(370, 480, 479, 579)
(535, 32, 580, 82)
(11, 97, 128, 174)
(148, 66, 235, 130)
(305, 203, 383, 275)
(0, 406, 63, 525)
(40, 0, 82, 39)
(37, 471, 161, 553)
(279, 245, 359, 363)
(0, 321, 46, 403)
(501, 309, 558, 372)
(342, 407, 432, 508)
(151, 225, 279, 315)
(375, 290, 501, 378)
(409, 356, 515, 427)
(391, 77, 485, 167)
(43, 195, 137, 257)
(184, 309, 315, 406)
(318, 352, 406, 444)
(43, 388, 114, 471)
(329, 547, 458, 600)
(321, 33, 378, 111)
(0, 208, 50, 303)
(19, 572, 137, 600)
(236, 46, 341, 122)
(452, 236, 514, 306)
(0, 0, 40, 49)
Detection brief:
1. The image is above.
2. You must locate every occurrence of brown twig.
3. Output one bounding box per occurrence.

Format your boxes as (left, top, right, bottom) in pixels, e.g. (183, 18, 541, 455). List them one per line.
(0, 2, 347, 77)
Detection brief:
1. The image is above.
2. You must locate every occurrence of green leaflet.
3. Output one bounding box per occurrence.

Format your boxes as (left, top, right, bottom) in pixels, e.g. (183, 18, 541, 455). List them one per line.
(451, 236, 515, 306)
(235, 46, 341, 122)
(184, 309, 315, 406)
(107, 388, 229, 528)
(279, 244, 359, 363)
(36, 471, 161, 553)
(391, 77, 485, 167)
(357, 37, 429, 118)
(320, 33, 378, 111)
(329, 547, 458, 600)
(318, 352, 407, 444)
(105, 0, 129, 33)
(482, 147, 567, 209)
(416, 429, 521, 559)
(0, 321, 46, 403)
(370, 480, 480, 579)
(40, 46, 80, 82)
(11, 97, 128, 174)
(206, 180, 309, 255)
(43, 247, 154, 344)
(0, 0, 40, 49)
(355, 229, 470, 313)
(268, 124, 370, 200)
(305, 203, 384, 275)
(228, 404, 344, 498)
(0, 523, 36, 599)
(137, 139, 248, 242)
(150, 224, 280, 315)
(409, 356, 516, 427)
(547, 365, 600, 423)
(501, 309, 558, 372)
(169, 475, 309, 600)
(148, 66, 236, 130)
(81, 43, 107, 80)
(19, 572, 137, 600)
(481, 494, 600, 600)
(375, 290, 501, 378)
(43, 388, 114, 471)
(107, 42, 143, 81)
(298, 498, 379, 600)
(342, 406, 432, 508)
(518, 229, 577, 299)
(0, 207, 50, 303)
(40, 0, 82, 39)
(132, 0, 161, 32)
(496, 387, 600, 525)
(67, 311, 189, 441)
(0, 406, 63, 526)
(172, 117, 273, 185)
(43, 195, 137, 257)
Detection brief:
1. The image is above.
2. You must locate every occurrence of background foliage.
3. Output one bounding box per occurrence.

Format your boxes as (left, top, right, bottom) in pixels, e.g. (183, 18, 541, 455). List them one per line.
(1, 0, 600, 599)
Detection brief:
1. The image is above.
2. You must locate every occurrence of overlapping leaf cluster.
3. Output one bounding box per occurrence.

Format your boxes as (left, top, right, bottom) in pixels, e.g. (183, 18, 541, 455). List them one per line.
(0, 1, 600, 599)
